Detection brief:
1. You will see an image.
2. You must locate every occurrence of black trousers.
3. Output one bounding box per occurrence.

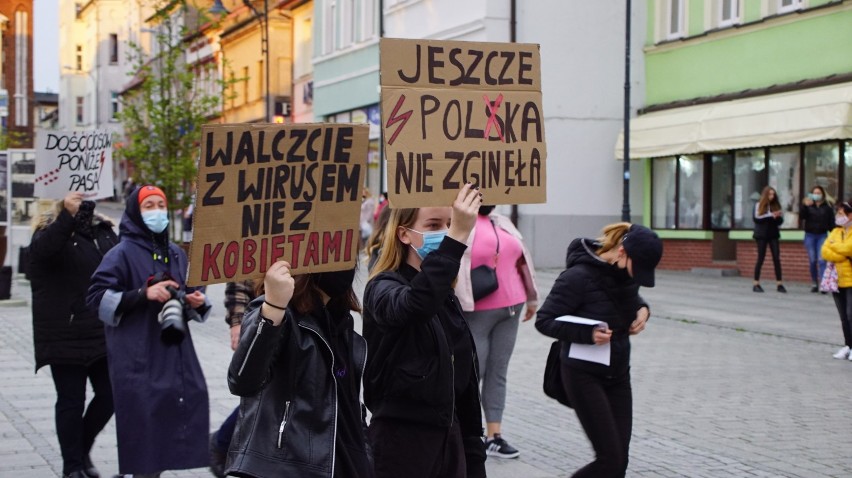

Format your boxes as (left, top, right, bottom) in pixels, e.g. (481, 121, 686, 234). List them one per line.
(369, 417, 465, 478)
(754, 239, 782, 281)
(833, 288, 852, 347)
(562, 365, 632, 478)
(50, 357, 114, 475)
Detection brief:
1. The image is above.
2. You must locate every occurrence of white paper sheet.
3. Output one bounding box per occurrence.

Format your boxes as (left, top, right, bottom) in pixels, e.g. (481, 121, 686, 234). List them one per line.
(554, 315, 611, 366)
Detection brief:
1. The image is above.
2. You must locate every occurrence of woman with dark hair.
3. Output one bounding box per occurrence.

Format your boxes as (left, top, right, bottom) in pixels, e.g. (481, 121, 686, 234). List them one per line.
(87, 185, 211, 477)
(822, 201, 852, 360)
(225, 263, 374, 478)
(536, 223, 662, 477)
(800, 185, 834, 292)
(29, 192, 118, 478)
(752, 186, 786, 293)
(363, 184, 486, 478)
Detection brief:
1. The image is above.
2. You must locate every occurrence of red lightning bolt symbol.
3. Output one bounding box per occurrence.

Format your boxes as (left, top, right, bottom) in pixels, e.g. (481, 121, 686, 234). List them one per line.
(385, 94, 413, 146)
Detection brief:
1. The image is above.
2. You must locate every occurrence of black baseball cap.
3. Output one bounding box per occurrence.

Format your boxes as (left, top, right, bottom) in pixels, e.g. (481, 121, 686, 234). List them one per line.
(621, 224, 663, 287)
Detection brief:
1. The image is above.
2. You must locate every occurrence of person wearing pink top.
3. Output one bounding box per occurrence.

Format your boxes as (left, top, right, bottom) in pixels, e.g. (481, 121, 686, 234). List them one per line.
(455, 205, 538, 458)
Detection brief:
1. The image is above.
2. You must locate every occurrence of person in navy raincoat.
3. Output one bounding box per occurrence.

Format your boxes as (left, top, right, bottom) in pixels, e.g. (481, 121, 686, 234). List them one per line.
(86, 185, 212, 477)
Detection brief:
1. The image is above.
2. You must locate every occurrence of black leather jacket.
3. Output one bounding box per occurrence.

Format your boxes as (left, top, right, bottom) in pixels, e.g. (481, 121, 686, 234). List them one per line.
(226, 297, 371, 478)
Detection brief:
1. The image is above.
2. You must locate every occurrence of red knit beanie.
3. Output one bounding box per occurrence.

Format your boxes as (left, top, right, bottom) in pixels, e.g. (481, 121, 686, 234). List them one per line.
(138, 185, 167, 206)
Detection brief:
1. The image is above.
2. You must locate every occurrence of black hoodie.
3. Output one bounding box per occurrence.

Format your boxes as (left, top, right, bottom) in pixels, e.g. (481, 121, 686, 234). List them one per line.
(535, 238, 648, 376)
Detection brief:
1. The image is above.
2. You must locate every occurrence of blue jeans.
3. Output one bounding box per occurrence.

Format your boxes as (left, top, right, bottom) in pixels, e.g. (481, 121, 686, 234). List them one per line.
(804, 232, 828, 284)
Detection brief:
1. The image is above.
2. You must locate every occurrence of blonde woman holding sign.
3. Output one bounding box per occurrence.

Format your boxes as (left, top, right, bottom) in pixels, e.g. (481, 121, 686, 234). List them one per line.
(363, 184, 486, 478)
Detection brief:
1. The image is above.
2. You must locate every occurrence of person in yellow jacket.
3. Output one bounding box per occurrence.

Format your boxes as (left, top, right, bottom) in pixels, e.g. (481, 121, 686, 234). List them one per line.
(821, 201, 852, 360)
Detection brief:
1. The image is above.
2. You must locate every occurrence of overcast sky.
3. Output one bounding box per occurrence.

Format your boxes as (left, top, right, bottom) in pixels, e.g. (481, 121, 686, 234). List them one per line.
(34, 0, 59, 93)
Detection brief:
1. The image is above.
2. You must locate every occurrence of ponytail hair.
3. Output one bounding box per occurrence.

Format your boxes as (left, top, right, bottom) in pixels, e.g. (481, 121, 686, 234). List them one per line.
(595, 222, 631, 256)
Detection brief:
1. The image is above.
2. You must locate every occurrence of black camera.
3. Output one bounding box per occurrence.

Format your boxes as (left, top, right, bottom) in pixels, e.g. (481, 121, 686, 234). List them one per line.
(79, 200, 96, 213)
(149, 272, 202, 345)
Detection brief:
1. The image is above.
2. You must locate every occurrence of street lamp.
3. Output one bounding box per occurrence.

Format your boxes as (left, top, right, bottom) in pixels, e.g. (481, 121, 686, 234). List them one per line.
(241, 0, 271, 122)
(209, 0, 230, 16)
(621, 0, 632, 222)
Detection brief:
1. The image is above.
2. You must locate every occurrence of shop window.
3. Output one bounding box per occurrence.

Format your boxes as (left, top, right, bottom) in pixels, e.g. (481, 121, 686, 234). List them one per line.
(652, 158, 676, 229)
(843, 141, 852, 202)
(677, 155, 704, 229)
(804, 142, 839, 202)
(710, 154, 733, 229)
(768, 146, 800, 229)
(733, 149, 765, 229)
(652, 155, 704, 229)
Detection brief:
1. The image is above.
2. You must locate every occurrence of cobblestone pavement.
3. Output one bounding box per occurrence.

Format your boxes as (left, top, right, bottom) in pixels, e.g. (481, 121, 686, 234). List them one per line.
(2, 266, 850, 477)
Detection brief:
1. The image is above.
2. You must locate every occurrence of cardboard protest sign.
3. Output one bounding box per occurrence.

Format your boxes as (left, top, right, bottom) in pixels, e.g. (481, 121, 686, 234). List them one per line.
(380, 38, 547, 207)
(34, 130, 114, 200)
(188, 123, 368, 286)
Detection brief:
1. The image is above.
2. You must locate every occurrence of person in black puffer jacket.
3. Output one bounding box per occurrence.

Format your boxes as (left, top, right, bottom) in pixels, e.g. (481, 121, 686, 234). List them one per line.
(363, 184, 486, 478)
(29, 192, 118, 478)
(536, 223, 662, 478)
(800, 185, 835, 292)
(752, 186, 786, 293)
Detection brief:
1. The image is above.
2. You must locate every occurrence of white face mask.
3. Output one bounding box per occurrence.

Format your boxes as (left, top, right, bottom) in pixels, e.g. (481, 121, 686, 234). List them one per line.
(836, 215, 849, 227)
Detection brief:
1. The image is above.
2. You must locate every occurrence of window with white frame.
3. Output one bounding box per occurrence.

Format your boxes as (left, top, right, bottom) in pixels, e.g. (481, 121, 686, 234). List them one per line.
(109, 33, 119, 64)
(361, 0, 375, 41)
(76, 45, 83, 71)
(110, 92, 119, 120)
(323, 0, 336, 54)
(76, 96, 84, 124)
(778, 0, 803, 13)
(719, 0, 740, 27)
(665, 0, 685, 40)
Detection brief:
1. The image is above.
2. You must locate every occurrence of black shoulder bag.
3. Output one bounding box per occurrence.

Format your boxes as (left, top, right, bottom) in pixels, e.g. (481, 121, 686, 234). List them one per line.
(470, 219, 500, 301)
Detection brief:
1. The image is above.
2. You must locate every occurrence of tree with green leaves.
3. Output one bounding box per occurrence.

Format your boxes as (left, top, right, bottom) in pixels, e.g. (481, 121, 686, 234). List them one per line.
(118, 1, 233, 238)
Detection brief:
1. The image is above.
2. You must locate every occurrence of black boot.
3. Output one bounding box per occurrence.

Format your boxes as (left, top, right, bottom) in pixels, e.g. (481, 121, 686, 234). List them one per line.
(83, 455, 100, 478)
(62, 471, 88, 478)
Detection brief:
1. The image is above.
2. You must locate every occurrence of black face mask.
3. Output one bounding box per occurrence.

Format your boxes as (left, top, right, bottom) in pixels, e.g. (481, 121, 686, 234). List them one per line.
(315, 268, 356, 299)
(479, 205, 496, 216)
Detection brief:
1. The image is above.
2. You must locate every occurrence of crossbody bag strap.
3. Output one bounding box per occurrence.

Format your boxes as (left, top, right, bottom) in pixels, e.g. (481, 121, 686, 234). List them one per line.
(489, 218, 500, 267)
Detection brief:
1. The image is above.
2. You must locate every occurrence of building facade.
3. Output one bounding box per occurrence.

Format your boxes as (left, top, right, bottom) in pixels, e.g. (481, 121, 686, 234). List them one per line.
(313, 0, 381, 193)
(0, 0, 34, 147)
(219, 0, 293, 124)
(621, 0, 852, 281)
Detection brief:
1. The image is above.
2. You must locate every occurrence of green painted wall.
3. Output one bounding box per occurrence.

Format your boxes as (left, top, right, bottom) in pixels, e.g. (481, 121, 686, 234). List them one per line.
(646, 7, 852, 105)
(645, 0, 656, 46)
(688, 0, 705, 36)
(743, 0, 762, 23)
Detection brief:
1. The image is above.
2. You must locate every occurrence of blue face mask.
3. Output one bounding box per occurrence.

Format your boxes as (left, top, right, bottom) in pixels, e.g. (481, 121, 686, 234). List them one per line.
(141, 209, 169, 234)
(406, 228, 448, 259)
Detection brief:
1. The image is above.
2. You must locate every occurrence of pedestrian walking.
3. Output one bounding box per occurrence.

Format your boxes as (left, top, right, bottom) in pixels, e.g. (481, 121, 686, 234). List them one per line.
(752, 186, 786, 293)
(86, 185, 212, 477)
(226, 264, 374, 478)
(822, 201, 852, 360)
(535, 223, 662, 478)
(363, 184, 486, 478)
(455, 205, 538, 459)
(360, 187, 377, 250)
(208, 279, 256, 478)
(365, 204, 391, 273)
(29, 192, 119, 478)
(801, 185, 834, 292)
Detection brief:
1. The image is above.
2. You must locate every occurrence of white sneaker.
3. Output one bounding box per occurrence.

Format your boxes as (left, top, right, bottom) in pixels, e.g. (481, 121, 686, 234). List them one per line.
(833, 346, 850, 359)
